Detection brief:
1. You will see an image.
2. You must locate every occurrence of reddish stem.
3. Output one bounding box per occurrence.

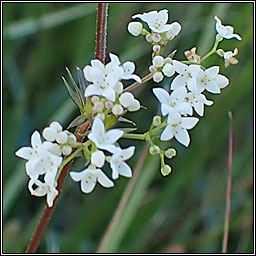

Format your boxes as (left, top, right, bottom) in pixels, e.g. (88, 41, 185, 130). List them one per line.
(26, 3, 109, 252)
(95, 3, 108, 64)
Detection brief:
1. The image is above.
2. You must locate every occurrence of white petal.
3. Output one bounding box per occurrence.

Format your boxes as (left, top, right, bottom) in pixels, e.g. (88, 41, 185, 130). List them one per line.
(44, 167, 58, 186)
(70, 170, 85, 182)
(123, 74, 141, 83)
(84, 84, 101, 98)
(167, 110, 181, 125)
(31, 131, 42, 149)
(118, 162, 132, 178)
(188, 64, 200, 77)
(215, 74, 229, 89)
(171, 75, 187, 90)
(160, 125, 174, 141)
(105, 129, 124, 144)
(175, 128, 190, 147)
(172, 60, 187, 74)
(123, 61, 135, 74)
(169, 22, 181, 36)
(95, 169, 114, 188)
(111, 163, 119, 180)
(120, 146, 135, 160)
(15, 147, 33, 160)
(91, 59, 105, 71)
(205, 81, 221, 94)
(90, 117, 106, 139)
(46, 186, 58, 207)
(193, 102, 204, 116)
(153, 88, 170, 105)
(205, 66, 219, 79)
(161, 104, 172, 116)
(81, 172, 97, 193)
(102, 88, 116, 102)
(181, 117, 199, 129)
(109, 53, 121, 66)
(171, 86, 187, 99)
(83, 65, 92, 82)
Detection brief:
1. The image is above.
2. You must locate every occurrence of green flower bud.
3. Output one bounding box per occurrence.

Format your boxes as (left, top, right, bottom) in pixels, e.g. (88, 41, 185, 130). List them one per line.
(153, 115, 161, 126)
(216, 34, 223, 42)
(217, 49, 225, 57)
(164, 148, 176, 159)
(149, 145, 160, 155)
(161, 164, 172, 176)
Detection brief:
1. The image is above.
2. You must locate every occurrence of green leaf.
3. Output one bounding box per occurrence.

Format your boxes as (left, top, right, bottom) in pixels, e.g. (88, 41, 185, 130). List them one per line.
(67, 115, 86, 129)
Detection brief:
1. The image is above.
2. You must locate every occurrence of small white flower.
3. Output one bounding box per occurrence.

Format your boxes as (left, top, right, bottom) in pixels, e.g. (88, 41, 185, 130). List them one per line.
(215, 16, 242, 40)
(153, 87, 192, 116)
(196, 66, 229, 94)
(128, 21, 143, 36)
(88, 117, 123, 153)
(110, 146, 135, 180)
(91, 150, 105, 168)
(160, 111, 199, 147)
(223, 48, 239, 68)
(70, 167, 114, 193)
(133, 9, 176, 34)
(171, 60, 200, 91)
(28, 179, 58, 208)
(186, 91, 213, 116)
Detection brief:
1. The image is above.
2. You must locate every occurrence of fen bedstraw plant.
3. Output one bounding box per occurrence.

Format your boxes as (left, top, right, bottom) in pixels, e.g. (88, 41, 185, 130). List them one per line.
(14, 6, 242, 253)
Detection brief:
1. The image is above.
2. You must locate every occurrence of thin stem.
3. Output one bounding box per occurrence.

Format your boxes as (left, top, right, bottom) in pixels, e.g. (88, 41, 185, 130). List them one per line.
(124, 72, 154, 93)
(95, 3, 108, 64)
(200, 36, 220, 63)
(122, 133, 146, 140)
(222, 111, 233, 253)
(96, 143, 150, 253)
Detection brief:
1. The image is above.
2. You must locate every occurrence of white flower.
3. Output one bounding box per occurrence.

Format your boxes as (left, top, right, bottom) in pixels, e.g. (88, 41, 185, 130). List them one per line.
(128, 22, 143, 36)
(15, 131, 62, 178)
(119, 92, 141, 112)
(215, 16, 242, 40)
(171, 60, 200, 91)
(165, 22, 181, 40)
(223, 48, 239, 68)
(91, 150, 105, 168)
(28, 179, 58, 208)
(186, 91, 213, 116)
(133, 9, 178, 34)
(196, 66, 229, 94)
(110, 146, 135, 180)
(88, 117, 123, 153)
(70, 167, 114, 193)
(153, 87, 192, 116)
(109, 53, 141, 83)
(160, 111, 199, 147)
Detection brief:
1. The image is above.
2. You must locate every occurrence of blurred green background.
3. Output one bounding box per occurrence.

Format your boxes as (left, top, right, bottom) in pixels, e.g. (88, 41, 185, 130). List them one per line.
(3, 2, 253, 253)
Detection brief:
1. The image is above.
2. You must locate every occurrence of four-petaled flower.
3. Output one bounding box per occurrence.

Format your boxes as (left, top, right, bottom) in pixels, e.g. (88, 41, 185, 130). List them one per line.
(215, 16, 242, 40)
(70, 167, 114, 193)
(110, 146, 135, 180)
(88, 117, 124, 153)
(161, 111, 199, 147)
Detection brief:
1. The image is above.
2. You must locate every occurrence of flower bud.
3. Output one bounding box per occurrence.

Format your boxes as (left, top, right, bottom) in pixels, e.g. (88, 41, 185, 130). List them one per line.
(164, 148, 176, 159)
(217, 49, 225, 57)
(50, 121, 62, 132)
(152, 33, 161, 43)
(127, 99, 140, 112)
(149, 145, 160, 155)
(149, 65, 157, 73)
(62, 145, 72, 156)
(145, 34, 152, 43)
(91, 150, 105, 168)
(164, 57, 173, 64)
(68, 133, 77, 143)
(161, 164, 172, 176)
(153, 44, 161, 53)
(216, 34, 223, 42)
(105, 101, 114, 110)
(91, 96, 100, 104)
(153, 72, 164, 83)
(112, 104, 124, 116)
(56, 131, 68, 144)
(96, 113, 105, 121)
(119, 92, 134, 108)
(153, 56, 165, 68)
(43, 127, 57, 142)
(128, 22, 143, 36)
(153, 115, 161, 126)
(162, 63, 175, 77)
(93, 101, 104, 113)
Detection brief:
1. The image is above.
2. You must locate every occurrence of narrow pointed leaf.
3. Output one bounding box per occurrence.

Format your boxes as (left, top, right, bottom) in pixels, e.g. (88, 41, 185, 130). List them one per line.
(118, 117, 136, 126)
(67, 115, 86, 129)
(62, 77, 81, 108)
(77, 66, 87, 95)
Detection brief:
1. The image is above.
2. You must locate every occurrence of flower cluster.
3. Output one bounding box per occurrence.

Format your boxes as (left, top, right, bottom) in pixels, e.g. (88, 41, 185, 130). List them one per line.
(15, 9, 242, 206)
(128, 9, 181, 55)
